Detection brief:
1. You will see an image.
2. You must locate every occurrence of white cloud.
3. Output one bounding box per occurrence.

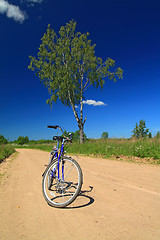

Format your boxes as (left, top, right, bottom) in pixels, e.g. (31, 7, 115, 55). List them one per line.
(83, 99, 107, 106)
(0, 0, 8, 13)
(0, 0, 27, 23)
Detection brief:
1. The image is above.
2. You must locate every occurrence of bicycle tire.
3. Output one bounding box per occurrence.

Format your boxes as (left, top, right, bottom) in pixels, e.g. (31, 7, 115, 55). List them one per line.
(42, 156, 83, 208)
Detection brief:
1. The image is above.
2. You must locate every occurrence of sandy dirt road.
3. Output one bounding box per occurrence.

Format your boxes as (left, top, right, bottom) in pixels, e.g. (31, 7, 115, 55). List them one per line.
(0, 149, 160, 240)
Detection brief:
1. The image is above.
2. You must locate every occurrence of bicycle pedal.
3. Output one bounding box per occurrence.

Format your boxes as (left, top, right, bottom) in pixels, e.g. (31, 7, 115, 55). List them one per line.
(44, 164, 48, 167)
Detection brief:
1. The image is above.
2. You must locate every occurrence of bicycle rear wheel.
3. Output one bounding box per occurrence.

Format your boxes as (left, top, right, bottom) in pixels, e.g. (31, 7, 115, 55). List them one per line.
(42, 156, 83, 208)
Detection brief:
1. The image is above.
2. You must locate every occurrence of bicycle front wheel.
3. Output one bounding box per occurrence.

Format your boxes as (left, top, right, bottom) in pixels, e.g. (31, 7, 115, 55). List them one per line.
(42, 156, 83, 208)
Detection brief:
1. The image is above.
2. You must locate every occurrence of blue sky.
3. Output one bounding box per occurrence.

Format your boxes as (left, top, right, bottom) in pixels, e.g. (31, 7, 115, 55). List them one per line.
(0, 0, 160, 140)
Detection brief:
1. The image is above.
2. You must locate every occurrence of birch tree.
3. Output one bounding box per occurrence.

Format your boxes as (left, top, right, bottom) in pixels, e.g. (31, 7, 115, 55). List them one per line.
(28, 20, 123, 143)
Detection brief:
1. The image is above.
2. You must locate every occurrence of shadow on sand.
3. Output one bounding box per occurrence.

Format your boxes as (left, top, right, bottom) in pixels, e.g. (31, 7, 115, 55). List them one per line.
(65, 186, 94, 209)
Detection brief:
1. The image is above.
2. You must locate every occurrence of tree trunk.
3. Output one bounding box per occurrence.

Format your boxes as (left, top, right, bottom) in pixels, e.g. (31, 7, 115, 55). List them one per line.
(68, 89, 86, 144)
(79, 90, 85, 144)
(79, 122, 84, 144)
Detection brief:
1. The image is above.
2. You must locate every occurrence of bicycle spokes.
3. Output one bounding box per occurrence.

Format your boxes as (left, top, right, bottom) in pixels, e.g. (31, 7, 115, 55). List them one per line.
(43, 157, 82, 207)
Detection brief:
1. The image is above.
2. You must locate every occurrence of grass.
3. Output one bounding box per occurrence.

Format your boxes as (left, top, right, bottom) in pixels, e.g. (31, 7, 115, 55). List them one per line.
(15, 143, 53, 152)
(0, 145, 16, 164)
(65, 138, 160, 163)
(14, 138, 160, 164)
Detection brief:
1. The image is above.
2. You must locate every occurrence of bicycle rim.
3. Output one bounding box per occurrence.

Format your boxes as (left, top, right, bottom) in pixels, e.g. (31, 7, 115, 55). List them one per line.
(42, 157, 82, 208)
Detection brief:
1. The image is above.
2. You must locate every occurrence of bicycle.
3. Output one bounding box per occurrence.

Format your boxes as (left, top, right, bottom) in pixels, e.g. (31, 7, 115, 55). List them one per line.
(42, 125, 83, 208)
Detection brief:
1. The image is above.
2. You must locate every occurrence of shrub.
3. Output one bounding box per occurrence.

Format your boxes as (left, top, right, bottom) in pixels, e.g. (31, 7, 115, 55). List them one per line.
(0, 135, 8, 144)
(155, 131, 160, 138)
(101, 132, 109, 139)
(16, 136, 29, 145)
(132, 120, 151, 138)
(0, 145, 15, 163)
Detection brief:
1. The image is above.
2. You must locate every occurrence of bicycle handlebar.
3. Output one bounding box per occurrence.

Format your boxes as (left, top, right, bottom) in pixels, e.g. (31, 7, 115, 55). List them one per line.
(47, 125, 72, 142)
(47, 125, 59, 129)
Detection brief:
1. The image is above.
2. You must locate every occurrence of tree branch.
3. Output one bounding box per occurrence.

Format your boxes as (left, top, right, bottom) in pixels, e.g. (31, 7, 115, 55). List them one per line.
(83, 116, 87, 125)
(83, 82, 92, 92)
(96, 62, 106, 72)
(82, 78, 89, 91)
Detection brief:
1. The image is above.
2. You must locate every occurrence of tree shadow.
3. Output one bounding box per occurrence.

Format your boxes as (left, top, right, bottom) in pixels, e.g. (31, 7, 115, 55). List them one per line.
(65, 186, 94, 209)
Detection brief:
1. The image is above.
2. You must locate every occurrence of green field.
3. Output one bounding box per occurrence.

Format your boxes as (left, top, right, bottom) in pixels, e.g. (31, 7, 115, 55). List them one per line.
(15, 138, 160, 164)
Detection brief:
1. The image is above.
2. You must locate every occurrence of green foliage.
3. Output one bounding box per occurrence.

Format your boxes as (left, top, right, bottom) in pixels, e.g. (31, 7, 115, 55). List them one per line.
(29, 20, 122, 107)
(14, 130, 87, 146)
(0, 145, 15, 163)
(15, 136, 29, 145)
(65, 138, 160, 162)
(17, 138, 160, 163)
(148, 132, 152, 138)
(101, 132, 109, 139)
(132, 120, 151, 138)
(73, 130, 81, 141)
(15, 144, 53, 152)
(28, 20, 123, 143)
(0, 135, 8, 144)
(72, 130, 87, 142)
(35, 139, 52, 144)
(63, 130, 87, 142)
(155, 131, 160, 138)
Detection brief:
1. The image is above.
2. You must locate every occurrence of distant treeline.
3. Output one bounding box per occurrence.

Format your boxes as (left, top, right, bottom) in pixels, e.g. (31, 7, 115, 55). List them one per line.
(0, 130, 87, 145)
(0, 135, 53, 145)
(0, 120, 160, 146)
(1, 129, 160, 147)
